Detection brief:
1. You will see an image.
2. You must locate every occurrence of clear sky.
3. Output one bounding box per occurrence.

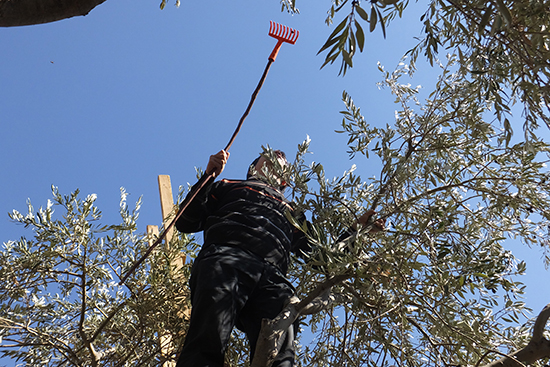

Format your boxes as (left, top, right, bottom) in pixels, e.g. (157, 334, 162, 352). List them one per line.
(1, 0, 548, 364)
(0, 0, 421, 256)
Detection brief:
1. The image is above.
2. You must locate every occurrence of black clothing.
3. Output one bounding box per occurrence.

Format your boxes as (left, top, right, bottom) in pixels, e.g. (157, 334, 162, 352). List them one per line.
(175, 178, 310, 367)
(176, 178, 311, 275)
(176, 245, 296, 367)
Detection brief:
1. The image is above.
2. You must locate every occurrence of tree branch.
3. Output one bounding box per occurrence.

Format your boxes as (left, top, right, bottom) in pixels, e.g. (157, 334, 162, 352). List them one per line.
(480, 303, 550, 367)
(251, 273, 351, 367)
(0, 0, 107, 27)
(90, 300, 127, 342)
(77, 252, 102, 365)
(0, 316, 82, 365)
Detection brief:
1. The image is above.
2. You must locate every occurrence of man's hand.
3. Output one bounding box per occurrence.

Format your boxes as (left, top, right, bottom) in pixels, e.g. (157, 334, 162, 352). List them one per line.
(356, 209, 385, 233)
(206, 150, 229, 177)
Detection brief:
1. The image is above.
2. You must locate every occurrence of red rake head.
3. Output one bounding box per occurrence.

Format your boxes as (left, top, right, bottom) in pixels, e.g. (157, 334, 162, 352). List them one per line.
(269, 21, 299, 44)
(268, 21, 299, 61)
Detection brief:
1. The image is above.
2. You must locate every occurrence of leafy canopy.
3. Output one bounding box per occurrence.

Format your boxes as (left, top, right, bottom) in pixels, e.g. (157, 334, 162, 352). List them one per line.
(312, 0, 550, 141)
(0, 187, 197, 366)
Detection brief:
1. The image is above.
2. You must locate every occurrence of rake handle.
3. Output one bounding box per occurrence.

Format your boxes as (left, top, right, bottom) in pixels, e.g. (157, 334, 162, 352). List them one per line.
(119, 58, 275, 286)
(269, 40, 284, 62)
(224, 58, 274, 151)
(118, 172, 214, 285)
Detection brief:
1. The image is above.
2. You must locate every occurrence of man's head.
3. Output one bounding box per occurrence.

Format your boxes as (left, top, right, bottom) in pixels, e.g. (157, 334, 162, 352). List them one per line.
(247, 150, 288, 189)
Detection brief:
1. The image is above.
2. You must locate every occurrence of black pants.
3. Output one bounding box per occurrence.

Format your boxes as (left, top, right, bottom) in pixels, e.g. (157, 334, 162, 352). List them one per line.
(176, 245, 296, 367)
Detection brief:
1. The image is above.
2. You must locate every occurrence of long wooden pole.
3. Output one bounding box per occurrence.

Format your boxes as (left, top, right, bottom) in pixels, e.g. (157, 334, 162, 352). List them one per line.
(119, 58, 275, 285)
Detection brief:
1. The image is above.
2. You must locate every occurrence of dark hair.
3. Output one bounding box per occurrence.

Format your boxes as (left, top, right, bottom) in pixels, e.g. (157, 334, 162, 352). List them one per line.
(247, 150, 287, 179)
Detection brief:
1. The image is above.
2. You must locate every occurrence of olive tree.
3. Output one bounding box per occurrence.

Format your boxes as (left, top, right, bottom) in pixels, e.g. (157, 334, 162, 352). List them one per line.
(250, 51, 550, 366)
(2, 67, 550, 365)
(2, 0, 550, 366)
(313, 0, 549, 137)
(0, 187, 196, 365)
(246, 1, 550, 363)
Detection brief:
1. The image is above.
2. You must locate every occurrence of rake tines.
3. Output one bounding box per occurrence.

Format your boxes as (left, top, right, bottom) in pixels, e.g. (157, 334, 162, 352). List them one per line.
(268, 21, 299, 61)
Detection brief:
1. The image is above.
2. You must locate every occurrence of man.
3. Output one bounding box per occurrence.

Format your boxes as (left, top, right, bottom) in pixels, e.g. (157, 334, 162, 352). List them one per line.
(175, 149, 382, 367)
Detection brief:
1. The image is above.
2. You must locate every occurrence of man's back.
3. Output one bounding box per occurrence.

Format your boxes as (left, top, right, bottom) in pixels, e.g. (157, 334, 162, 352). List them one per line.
(176, 178, 305, 274)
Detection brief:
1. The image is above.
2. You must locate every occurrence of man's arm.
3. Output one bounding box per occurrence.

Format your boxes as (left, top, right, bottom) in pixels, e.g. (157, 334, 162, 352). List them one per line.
(352, 209, 385, 232)
(336, 209, 385, 242)
(175, 150, 229, 233)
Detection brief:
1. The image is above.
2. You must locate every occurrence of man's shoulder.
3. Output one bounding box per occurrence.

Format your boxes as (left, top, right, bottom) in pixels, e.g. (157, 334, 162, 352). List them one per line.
(218, 178, 245, 184)
(217, 178, 288, 201)
(218, 178, 268, 188)
(212, 178, 257, 192)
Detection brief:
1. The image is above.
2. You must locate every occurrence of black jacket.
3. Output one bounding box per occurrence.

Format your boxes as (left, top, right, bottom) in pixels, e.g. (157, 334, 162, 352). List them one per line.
(175, 178, 311, 274)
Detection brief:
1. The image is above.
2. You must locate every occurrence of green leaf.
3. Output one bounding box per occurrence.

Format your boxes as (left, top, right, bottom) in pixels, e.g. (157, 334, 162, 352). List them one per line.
(478, 6, 493, 35)
(355, 5, 369, 21)
(504, 118, 512, 146)
(318, 36, 341, 55)
(342, 49, 353, 67)
(328, 17, 348, 41)
(491, 14, 503, 34)
(355, 20, 365, 52)
(378, 8, 387, 38)
(349, 27, 356, 56)
(370, 6, 378, 32)
(495, 0, 513, 26)
(320, 52, 340, 69)
(318, 17, 348, 54)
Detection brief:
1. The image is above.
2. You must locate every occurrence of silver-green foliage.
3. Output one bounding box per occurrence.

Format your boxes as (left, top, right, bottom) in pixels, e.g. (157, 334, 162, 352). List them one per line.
(273, 56, 550, 367)
(315, 0, 550, 139)
(3, 60, 550, 367)
(0, 187, 197, 366)
(3, 1, 550, 366)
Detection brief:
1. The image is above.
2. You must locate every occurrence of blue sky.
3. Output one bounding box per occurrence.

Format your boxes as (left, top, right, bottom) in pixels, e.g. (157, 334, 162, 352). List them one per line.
(1, 0, 549, 364)
(0, 0, 420, 251)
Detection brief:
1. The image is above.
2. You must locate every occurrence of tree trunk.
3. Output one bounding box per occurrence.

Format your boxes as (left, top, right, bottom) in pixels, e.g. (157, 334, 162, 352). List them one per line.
(0, 0, 107, 27)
